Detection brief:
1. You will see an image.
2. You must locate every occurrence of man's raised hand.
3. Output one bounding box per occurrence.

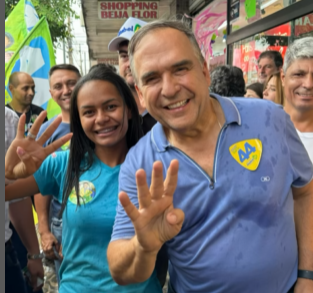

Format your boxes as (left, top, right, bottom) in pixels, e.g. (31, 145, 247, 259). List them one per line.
(5, 111, 72, 180)
(119, 160, 184, 254)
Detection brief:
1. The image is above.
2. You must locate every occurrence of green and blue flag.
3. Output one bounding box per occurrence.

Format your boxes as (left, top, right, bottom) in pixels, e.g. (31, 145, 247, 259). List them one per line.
(5, 16, 61, 118)
(5, 0, 39, 64)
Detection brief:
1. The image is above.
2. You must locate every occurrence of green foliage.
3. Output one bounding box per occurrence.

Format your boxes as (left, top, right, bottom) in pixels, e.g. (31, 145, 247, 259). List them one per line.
(5, 0, 77, 43)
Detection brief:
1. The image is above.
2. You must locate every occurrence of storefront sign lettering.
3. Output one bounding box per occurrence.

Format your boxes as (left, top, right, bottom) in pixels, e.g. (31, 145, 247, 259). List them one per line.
(98, 1, 158, 20)
(295, 14, 313, 36)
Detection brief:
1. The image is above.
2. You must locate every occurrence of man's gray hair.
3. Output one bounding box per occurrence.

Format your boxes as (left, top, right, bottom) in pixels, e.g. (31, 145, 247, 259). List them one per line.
(283, 37, 313, 73)
(128, 19, 205, 83)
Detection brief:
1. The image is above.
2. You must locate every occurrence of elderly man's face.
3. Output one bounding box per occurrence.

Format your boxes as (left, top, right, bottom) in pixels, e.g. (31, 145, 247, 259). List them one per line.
(282, 58, 313, 112)
(257, 57, 279, 83)
(134, 28, 211, 132)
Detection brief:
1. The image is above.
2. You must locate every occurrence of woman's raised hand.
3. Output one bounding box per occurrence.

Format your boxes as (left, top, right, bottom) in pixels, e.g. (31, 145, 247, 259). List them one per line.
(5, 111, 72, 180)
(119, 160, 184, 254)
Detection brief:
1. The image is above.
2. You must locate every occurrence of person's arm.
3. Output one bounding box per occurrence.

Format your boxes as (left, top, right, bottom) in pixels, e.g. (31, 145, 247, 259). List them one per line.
(283, 113, 313, 292)
(34, 194, 51, 236)
(107, 160, 184, 285)
(6, 176, 39, 201)
(34, 194, 59, 259)
(108, 237, 160, 285)
(9, 197, 44, 290)
(293, 180, 313, 293)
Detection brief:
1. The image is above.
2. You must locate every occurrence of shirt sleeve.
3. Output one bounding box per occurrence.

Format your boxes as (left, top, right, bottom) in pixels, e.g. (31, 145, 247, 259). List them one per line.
(12, 113, 19, 138)
(33, 152, 66, 201)
(111, 153, 139, 241)
(285, 114, 313, 187)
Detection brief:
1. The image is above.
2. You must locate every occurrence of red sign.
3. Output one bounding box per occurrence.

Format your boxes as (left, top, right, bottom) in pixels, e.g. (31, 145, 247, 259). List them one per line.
(266, 23, 291, 37)
(98, 1, 158, 20)
(295, 14, 313, 36)
(267, 46, 287, 59)
(241, 41, 255, 72)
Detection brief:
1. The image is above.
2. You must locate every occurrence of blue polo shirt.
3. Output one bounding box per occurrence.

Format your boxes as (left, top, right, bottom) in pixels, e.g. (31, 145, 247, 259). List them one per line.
(111, 94, 313, 293)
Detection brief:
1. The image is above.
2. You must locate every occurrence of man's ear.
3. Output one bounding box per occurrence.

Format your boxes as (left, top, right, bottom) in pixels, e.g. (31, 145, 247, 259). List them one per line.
(281, 71, 285, 87)
(8, 84, 14, 93)
(49, 89, 57, 103)
(203, 60, 211, 87)
(135, 84, 146, 108)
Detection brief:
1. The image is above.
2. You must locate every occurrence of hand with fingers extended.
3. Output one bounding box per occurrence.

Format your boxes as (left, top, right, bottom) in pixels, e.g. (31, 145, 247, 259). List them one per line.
(119, 160, 184, 254)
(5, 111, 72, 180)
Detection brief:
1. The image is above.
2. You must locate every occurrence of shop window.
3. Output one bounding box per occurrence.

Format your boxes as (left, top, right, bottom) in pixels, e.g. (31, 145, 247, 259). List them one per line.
(192, 0, 227, 71)
(230, 12, 313, 85)
(230, 0, 303, 33)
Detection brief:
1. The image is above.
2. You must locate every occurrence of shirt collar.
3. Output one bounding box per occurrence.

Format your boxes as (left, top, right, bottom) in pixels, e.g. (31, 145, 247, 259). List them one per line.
(151, 93, 242, 153)
(141, 109, 148, 117)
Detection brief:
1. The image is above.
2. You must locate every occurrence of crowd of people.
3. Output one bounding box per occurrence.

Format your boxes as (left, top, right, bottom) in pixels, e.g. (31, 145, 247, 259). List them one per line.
(209, 50, 286, 104)
(4, 17, 313, 293)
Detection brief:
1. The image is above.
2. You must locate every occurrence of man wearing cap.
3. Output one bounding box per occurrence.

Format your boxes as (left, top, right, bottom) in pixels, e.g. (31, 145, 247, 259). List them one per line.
(109, 17, 167, 289)
(108, 17, 156, 134)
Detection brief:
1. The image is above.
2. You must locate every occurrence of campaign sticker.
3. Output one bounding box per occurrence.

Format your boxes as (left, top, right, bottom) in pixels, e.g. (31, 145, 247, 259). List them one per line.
(69, 181, 96, 205)
(229, 139, 262, 171)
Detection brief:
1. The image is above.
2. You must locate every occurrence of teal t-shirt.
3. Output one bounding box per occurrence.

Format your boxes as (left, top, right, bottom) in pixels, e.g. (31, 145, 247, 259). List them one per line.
(34, 151, 161, 293)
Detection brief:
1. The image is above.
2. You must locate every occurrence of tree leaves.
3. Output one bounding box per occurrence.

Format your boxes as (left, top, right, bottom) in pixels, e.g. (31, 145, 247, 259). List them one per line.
(5, 0, 78, 43)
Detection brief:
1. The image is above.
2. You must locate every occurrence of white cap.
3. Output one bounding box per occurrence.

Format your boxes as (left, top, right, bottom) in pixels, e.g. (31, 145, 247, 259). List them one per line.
(108, 17, 147, 51)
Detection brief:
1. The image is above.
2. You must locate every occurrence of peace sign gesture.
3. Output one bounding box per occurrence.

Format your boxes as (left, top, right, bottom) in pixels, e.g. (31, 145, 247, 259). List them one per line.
(119, 160, 184, 254)
(5, 111, 72, 180)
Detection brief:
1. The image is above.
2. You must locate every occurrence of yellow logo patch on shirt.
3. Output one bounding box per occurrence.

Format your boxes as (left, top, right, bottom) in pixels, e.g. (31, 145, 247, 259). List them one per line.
(229, 139, 262, 171)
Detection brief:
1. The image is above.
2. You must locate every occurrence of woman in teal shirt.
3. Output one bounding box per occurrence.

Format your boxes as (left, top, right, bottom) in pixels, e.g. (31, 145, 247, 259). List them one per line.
(5, 69, 162, 293)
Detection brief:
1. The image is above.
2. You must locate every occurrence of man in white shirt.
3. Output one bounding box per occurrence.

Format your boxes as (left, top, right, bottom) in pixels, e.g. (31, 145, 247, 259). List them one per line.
(283, 37, 313, 163)
(5, 107, 44, 292)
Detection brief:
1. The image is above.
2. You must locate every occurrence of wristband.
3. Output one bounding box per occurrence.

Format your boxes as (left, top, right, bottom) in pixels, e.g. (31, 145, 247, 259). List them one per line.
(298, 270, 313, 280)
(27, 252, 44, 260)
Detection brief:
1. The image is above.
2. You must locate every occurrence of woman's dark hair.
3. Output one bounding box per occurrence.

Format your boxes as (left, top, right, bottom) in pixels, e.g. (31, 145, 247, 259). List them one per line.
(60, 69, 143, 215)
(246, 82, 264, 99)
(210, 65, 246, 97)
(89, 63, 117, 74)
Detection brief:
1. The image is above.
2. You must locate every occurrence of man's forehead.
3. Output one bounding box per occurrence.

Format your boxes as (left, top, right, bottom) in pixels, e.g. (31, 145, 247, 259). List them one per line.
(259, 57, 275, 64)
(118, 43, 129, 53)
(20, 81, 35, 86)
(134, 28, 188, 53)
(50, 69, 79, 82)
(287, 58, 313, 71)
(19, 76, 35, 86)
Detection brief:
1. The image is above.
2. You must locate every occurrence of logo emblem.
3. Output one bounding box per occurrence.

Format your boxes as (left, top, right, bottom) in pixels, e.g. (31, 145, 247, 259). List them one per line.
(69, 181, 96, 205)
(261, 176, 270, 182)
(229, 139, 262, 171)
(134, 24, 142, 33)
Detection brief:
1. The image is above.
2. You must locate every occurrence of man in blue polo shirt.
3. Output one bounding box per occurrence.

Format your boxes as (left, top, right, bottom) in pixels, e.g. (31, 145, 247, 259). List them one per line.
(107, 20, 313, 293)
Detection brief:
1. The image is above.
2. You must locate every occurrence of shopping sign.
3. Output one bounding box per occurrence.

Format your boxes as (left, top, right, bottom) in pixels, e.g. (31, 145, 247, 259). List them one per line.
(98, 1, 158, 19)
